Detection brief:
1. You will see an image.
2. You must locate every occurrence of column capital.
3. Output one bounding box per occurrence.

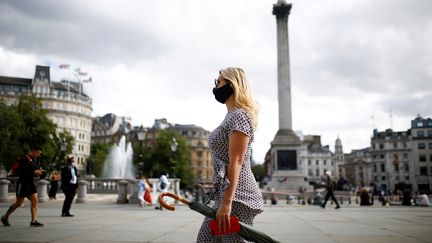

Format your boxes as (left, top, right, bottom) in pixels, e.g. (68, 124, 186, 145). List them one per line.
(273, 1, 292, 20)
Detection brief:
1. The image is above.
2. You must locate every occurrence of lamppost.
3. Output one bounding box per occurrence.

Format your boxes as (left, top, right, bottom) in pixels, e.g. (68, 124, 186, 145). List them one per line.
(58, 142, 67, 171)
(170, 137, 178, 178)
(137, 126, 147, 176)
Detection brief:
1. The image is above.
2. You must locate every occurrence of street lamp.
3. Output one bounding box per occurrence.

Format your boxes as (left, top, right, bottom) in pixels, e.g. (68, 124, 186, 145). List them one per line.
(137, 126, 147, 175)
(170, 137, 178, 178)
(59, 142, 67, 170)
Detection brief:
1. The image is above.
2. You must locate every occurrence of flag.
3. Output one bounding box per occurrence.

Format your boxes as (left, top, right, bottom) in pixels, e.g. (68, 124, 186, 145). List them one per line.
(59, 64, 70, 69)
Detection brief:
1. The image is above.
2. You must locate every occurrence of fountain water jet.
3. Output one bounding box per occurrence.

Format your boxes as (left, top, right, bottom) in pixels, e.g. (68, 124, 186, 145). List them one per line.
(102, 136, 135, 178)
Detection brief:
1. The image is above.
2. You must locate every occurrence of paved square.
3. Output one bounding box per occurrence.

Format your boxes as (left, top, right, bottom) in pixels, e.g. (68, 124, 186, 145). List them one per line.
(0, 195, 431, 243)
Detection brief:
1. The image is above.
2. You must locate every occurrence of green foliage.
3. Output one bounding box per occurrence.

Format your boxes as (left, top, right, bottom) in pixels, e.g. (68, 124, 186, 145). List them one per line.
(90, 143, 111, 177)
(39, 130, 75, 172)
(251, 164, 265, 182)
(0, 100, 24, 170)
(0, 94, 74, 173)
(146, 130, 193, 188)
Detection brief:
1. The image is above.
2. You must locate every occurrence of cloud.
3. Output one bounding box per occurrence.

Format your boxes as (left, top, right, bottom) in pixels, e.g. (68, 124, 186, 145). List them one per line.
(0, 0, 431, 162)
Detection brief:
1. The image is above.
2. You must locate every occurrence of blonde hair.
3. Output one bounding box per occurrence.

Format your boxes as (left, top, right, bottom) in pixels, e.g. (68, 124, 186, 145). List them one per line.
(220, 67, 259, 130)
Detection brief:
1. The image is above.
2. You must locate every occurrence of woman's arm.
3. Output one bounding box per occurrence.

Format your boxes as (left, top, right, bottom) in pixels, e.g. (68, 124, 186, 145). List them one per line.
(216, 130, 249, 233)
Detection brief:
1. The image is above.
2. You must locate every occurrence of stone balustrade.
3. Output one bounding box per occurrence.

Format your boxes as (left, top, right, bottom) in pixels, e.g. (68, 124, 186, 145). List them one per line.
(0, 177, 181, 205)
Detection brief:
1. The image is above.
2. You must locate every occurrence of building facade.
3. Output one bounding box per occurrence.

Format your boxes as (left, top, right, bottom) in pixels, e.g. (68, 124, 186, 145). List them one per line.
(91, 113, 132, 145)
(340, 147, 372, 188)
(333, 137, 345, 179)
(299, 135, 334, 184)
(0, 65, 92, 172)
(410, 116, 432, 193)
(173, 124, 213, 185)
(371, 129, 415, 193)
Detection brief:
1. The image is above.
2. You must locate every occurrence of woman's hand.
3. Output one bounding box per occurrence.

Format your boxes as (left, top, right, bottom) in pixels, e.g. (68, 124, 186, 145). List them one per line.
(216, 202, 232, 234)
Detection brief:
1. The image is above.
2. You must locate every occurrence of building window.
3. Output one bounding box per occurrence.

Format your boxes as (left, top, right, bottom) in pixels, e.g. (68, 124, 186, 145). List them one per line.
(418, 143, 425, 149)
(381, 164, 385, 172)
(417, 121, 424, 127)
(404, 163, 409, 172)
(308, 160, 311, 166)
(429, 142, 432, 149)
(419, 154, 426, 162)
(374, 176, 378, 181)
(428, 130, 432, 137)
(315, 160, 319, 165)
(374, 164, 377, 172)
(405, 176, 410, 181)
(428, 121, 432, 127)
(417, 131, 425, 137)
(308, 169, 313, 176)
(380, 154, 384, 159)
(403, 142, 407, 148)
(403, 153, 408, 159)
(382, 176, 386, 180)
(420, 167, 428, 176)
(315, 169, 319, 176)
(379, 144, 384, 149)
(394, 164, 399, 172)
(323, 160, 327, 165)
(393, 142, 397, 148)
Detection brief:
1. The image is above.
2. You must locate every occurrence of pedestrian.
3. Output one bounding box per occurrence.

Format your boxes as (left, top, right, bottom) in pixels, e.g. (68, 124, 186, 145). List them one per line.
(1, 145, 45, 227)
(137, 175, 146, 207)
(60, 157, 78, 217)
(321, 171, 340, 209)
(196, 67, 263, 242)
(48, 170, 61, 200)
(155, 173, 170, 210)
(414, 191, 430, 206)
(144, 176, 153, 205)
(359, 188, 372, 206)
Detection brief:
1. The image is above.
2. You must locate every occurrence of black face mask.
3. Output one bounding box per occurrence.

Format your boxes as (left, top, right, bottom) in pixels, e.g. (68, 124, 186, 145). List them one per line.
(213, 84, 233, 104)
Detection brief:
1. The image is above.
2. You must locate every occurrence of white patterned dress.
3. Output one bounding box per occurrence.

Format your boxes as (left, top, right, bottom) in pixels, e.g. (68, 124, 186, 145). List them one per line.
(196, 108, 264, 243)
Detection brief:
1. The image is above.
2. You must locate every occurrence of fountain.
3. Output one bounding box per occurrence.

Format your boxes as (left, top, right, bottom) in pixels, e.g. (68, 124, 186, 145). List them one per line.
(102, 136, 135, 178)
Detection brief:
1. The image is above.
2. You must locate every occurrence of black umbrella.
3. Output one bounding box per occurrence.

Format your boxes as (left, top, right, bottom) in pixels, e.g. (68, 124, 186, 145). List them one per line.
(159, 192, 280, 243)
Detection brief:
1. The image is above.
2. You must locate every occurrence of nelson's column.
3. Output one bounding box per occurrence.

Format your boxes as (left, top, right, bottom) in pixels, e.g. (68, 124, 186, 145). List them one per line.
(268, 1, 310, 191)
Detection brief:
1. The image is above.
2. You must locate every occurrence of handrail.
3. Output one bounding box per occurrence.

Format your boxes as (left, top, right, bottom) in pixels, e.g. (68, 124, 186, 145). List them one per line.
(158, 192, 190, 211)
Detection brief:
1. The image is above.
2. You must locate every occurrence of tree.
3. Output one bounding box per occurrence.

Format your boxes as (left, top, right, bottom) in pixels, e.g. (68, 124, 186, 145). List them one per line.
(146, 130, 193, 188)
(90, 143, 111, 177)
(0, 94, 63, 172)
(0, 100, 24, 171)
(44, 130, 75, 172)
(251, 164, 265, 182)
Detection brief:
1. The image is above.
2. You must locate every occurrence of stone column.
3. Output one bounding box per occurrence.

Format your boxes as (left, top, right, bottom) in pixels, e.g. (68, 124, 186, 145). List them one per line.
(37, 179, 49, 203)
(0, 179, 10, 202)
(273, 0, 293, 131)
(76, 180, 89, 203)
(117, 180, 128, 204)
(128, 180, 139, 204)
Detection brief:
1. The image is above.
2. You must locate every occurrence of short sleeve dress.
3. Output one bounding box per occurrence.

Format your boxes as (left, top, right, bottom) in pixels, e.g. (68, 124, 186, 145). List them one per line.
(196, 108, 264, 243)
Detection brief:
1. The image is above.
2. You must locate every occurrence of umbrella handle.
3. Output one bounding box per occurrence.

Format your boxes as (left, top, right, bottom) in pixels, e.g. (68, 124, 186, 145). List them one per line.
(158, 192, 190, 211)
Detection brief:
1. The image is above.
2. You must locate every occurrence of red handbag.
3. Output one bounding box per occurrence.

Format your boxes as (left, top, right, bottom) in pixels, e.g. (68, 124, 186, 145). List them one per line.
(209, 216, 240, 236)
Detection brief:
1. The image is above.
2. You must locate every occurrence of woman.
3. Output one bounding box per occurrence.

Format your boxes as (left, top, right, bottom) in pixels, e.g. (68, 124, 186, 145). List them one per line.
(144, 176, 153, 205)
(48, 170, 61, 200)
(137, 175, 146, 207)
(196, 67, 263, 242)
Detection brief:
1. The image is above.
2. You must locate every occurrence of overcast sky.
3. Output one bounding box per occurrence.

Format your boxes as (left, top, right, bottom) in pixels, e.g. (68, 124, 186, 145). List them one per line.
(0, 0, 431, 163)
